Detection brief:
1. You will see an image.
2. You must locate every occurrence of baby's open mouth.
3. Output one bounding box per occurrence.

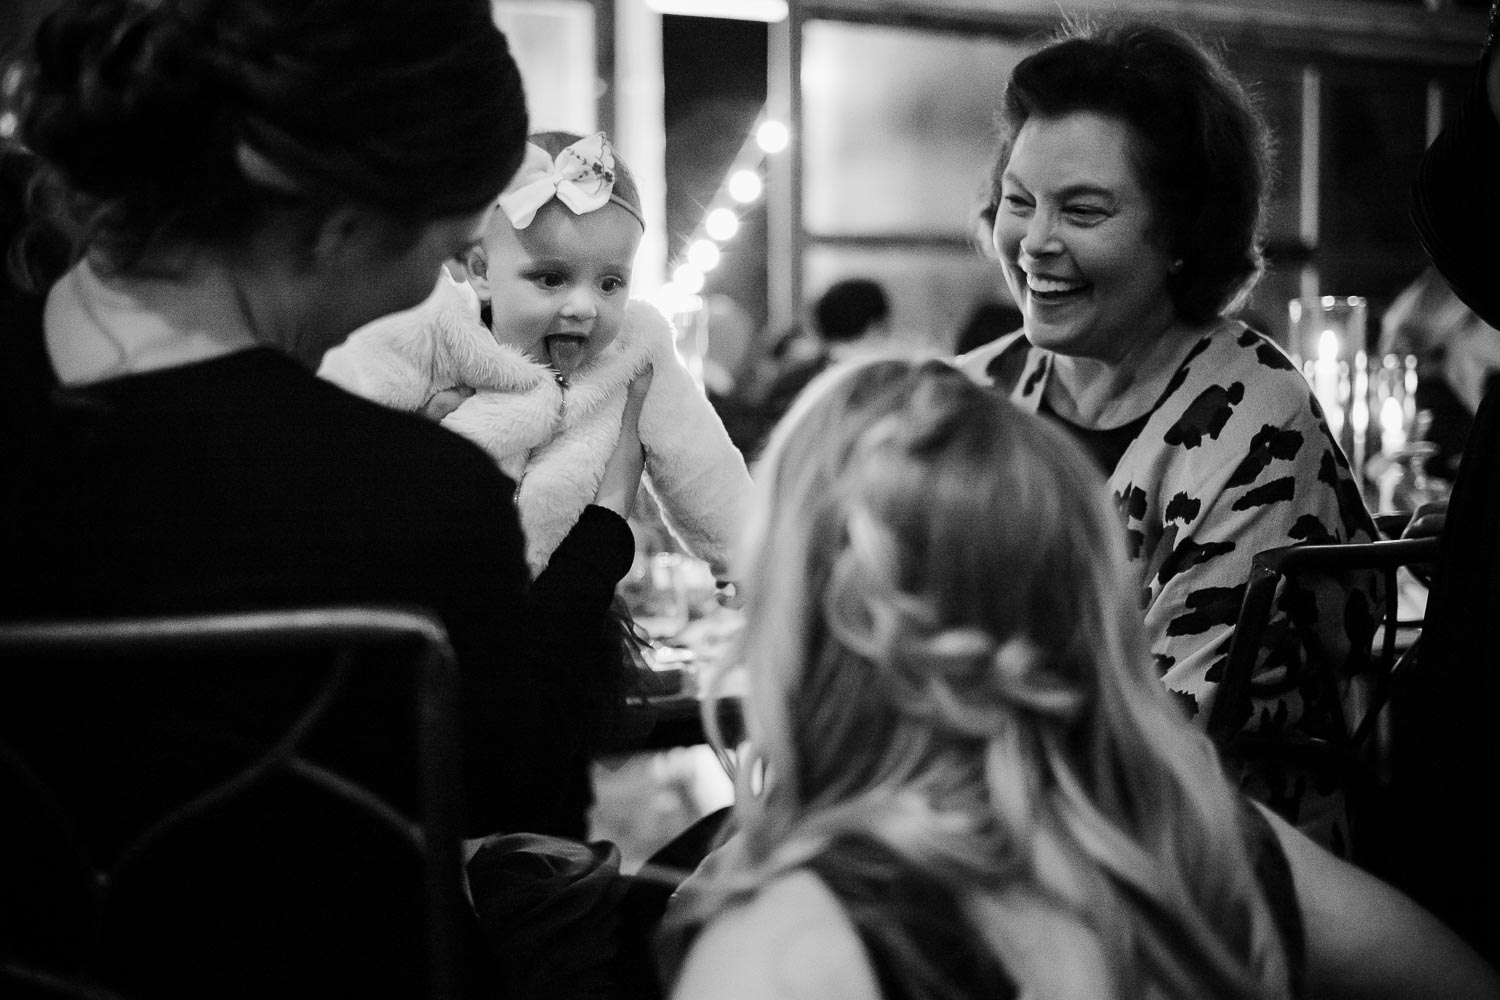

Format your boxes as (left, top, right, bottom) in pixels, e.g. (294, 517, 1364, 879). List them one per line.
(545, 335, 586, 377)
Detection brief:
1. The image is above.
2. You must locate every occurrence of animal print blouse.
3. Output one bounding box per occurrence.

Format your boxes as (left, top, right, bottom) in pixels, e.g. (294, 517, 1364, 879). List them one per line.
(960, 320, 1382, 760)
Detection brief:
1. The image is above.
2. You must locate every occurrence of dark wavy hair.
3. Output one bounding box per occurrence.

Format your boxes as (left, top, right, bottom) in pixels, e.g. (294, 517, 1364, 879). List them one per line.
(6, 0, 527, 274)
(982, 21, 1273, 324)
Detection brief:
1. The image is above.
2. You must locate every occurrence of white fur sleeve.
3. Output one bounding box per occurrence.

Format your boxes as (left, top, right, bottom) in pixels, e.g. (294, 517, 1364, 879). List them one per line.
(316, 270, 485, 409)
(632, 302, 754, 581)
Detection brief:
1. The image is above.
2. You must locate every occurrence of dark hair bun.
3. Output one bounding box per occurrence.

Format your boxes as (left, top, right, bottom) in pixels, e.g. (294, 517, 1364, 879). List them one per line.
(9, 0, 526, 271)
(23, 0, 233, 203)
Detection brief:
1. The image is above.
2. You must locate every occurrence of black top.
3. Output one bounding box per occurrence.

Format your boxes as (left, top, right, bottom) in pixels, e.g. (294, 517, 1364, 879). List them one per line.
(805, 802, 1305, 1000)
(1390, 13, 1500, 965)
(0, 343, 633, 840)
(1038, 394, 1150, 476)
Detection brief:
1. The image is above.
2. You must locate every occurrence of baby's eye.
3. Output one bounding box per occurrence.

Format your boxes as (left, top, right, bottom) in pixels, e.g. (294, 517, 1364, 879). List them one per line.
(600, 275, 626, 294)
(530, 272, 566, 289)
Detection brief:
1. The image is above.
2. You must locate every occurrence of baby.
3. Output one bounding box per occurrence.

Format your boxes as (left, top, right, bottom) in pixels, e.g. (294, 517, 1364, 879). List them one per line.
(319, 131, 751, 579)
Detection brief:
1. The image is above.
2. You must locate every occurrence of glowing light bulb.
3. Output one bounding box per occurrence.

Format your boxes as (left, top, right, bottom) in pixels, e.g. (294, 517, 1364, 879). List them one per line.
(728, 169, 763, 204)
(673, 264, 705, 295)
(1380, 396, 1406, 455)
(687, 239, 721, 272)
(756, 120, 789, 154)
(705, 208, 739, 241)
(1318, 329, 1339, 362)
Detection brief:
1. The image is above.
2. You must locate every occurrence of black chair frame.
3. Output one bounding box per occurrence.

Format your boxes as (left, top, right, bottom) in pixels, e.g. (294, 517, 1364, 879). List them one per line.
(1206, 535, 1439, 870)
(0, 605, 465, 1000)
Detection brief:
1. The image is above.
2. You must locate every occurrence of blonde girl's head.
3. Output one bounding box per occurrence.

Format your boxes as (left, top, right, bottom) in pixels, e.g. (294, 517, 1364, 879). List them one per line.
(697, 356, 1293, 999)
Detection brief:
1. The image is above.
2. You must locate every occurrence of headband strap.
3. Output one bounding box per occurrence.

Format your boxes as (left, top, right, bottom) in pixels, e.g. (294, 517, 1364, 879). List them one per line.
(496, 132, 644, 230)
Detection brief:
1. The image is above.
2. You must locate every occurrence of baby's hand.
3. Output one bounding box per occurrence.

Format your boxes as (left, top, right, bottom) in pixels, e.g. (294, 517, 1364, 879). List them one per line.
(421, 386, 476, 421)
(594, 370, 654, 518)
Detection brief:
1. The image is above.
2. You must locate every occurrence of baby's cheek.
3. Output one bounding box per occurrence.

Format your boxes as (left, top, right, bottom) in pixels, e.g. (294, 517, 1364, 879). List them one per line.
(587, 313, 626, 357)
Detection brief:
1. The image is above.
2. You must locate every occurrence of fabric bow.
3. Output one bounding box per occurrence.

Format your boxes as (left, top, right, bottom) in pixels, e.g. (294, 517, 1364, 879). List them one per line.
(498, 132, 622, 229)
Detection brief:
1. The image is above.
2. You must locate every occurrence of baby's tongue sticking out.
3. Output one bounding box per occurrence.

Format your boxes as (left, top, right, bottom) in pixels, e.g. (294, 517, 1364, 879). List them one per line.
(546, 335, 586, 378)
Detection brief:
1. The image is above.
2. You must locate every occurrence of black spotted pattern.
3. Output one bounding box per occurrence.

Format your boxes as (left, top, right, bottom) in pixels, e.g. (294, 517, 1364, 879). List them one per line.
(1003, 322, 1385, 848)
(1164, 382, 1245, 448)
(1020, 357, 1046, 398)
(1231, 474, 1296, 511)
(1156, 537, 1237, 587)
(1114, 484, 1148, 559)
(1167, 584, 1247, 637)
(1288, 514, 1336, 545)
(1226, 425, 1304, 489)
(1255, 341, 1297, 371)
(1164, 492, 1201, 524)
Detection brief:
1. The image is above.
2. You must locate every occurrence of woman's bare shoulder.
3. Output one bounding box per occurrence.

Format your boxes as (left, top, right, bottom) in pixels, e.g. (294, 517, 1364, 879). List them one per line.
(671, 869, 881, 1000)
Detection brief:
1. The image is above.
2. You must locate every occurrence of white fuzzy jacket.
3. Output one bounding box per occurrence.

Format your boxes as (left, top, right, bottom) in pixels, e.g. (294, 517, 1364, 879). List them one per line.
(319, 274, 752, 578)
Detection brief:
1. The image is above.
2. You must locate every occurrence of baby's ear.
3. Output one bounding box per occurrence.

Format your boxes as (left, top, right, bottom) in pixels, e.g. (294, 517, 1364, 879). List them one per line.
(463, 245, 491, 300)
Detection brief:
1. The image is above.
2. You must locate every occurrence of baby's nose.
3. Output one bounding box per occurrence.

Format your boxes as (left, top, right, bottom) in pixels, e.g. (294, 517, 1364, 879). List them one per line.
(560, 287, 599, 319)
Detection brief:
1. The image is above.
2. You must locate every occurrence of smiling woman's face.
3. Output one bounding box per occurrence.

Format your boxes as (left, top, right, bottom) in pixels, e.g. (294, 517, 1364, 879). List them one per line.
(992, 111, 1178, 363)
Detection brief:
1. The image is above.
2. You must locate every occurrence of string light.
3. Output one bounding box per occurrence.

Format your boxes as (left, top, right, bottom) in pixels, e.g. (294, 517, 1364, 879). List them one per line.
(728, 169, 762, 204)
(755, 120, 789, 154)
(673, 264, 705, 295)
(687, 239, 721, 272)
(705, 207, 740, 240)
(658, 106, 786, 317)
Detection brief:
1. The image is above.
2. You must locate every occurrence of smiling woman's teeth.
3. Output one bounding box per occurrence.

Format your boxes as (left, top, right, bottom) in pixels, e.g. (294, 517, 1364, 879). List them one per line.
(1028, 275, 1083, 294)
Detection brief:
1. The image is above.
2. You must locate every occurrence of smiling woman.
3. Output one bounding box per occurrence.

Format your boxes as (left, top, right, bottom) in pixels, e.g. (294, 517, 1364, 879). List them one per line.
(961, 19, 1383, 851)
(993, 111, 1177, 370)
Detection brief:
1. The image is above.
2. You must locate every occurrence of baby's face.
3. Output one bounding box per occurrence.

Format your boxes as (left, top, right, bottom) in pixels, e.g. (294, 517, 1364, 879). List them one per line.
(468, 199, 642, 379)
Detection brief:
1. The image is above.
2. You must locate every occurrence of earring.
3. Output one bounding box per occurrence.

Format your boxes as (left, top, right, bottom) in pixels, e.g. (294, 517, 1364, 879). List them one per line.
(1168, 258, 1184, 274)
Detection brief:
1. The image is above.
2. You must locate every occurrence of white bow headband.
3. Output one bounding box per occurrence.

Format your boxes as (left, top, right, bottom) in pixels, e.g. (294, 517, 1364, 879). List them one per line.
(496, 132, 644, 230)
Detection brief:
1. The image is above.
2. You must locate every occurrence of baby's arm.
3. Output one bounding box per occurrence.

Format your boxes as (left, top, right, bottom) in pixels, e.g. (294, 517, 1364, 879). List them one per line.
(629, 305, 753, 580)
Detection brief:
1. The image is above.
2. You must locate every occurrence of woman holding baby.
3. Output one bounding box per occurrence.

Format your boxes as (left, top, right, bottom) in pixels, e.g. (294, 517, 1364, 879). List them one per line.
(0, 0, 736, 853)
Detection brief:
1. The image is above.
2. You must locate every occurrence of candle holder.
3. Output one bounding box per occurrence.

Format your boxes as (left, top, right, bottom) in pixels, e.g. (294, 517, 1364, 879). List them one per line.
(1288, 295, 1368, 369)
(1290, 295, 1367, 471)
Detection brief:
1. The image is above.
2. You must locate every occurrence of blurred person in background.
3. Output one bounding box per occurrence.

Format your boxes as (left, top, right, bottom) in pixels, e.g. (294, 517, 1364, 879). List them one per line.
(960, 19, 1382, 850)
(953, 298, 1023, 357)
(1379, 264, 1500, 482)
(757, 276, 892, 424)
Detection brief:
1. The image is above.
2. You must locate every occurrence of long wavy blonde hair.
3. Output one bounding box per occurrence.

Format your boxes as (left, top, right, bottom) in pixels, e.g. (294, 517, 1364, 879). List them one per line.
(681, 356, 1293, 999)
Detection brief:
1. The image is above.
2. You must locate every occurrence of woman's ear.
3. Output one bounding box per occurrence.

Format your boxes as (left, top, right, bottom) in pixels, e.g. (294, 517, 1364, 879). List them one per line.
(307, 205, 367, 269)
(464, 245, 492, 300)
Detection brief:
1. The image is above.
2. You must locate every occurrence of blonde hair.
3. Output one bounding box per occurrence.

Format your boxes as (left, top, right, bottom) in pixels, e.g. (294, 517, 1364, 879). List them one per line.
(681, 357, 1293, 999)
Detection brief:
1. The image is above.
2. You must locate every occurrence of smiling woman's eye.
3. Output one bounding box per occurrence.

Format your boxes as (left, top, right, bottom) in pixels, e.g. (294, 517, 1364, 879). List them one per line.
(1001, 193, 1033, 214)
(1065, 204, 1109, 223)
